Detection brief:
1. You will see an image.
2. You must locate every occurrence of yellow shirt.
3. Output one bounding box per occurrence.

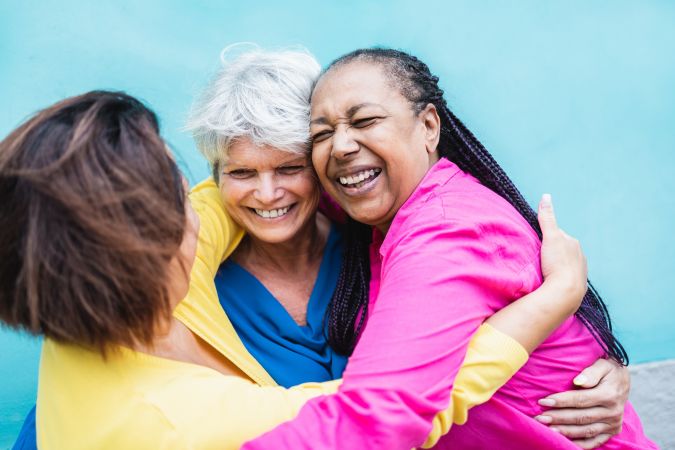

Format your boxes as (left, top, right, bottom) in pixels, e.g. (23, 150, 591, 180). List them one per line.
(36, 179, 528, 449)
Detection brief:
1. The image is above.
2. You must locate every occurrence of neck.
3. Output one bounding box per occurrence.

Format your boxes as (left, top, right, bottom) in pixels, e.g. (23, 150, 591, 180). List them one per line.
(375, 153, 440, 235)
(238, 213, 328, 271)
(132, 315, 189, 359)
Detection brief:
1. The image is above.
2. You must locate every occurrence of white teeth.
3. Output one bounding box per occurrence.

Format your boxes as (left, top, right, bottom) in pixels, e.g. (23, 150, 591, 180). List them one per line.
(254, 206, 290, 218)
(338, 169, 380, 186)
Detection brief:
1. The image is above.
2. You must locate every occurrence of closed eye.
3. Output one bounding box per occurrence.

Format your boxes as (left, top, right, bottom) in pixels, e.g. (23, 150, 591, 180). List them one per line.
(277, 165, 306, 175)
(225, 169, 255, 179)
(352, 117, 379, 128)
(311, 130, 333, 143)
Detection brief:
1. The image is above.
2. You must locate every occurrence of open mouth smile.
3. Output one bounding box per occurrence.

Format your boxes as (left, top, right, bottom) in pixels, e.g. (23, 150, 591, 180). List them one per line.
(250, 204, 294, 219)
(337, 168, 382, 189)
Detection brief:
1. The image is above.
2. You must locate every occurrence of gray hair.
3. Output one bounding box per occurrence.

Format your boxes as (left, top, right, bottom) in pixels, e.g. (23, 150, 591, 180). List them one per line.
(186, 45, 322, 175)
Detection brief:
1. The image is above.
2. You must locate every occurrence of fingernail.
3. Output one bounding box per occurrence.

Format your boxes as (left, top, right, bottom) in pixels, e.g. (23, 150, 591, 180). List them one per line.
(573, 375, 588, 386)
(538, 398, 556, 407)
(542, 193, 552, 203)
(534, 415, 552, 424)
(550, 427, 561, 433)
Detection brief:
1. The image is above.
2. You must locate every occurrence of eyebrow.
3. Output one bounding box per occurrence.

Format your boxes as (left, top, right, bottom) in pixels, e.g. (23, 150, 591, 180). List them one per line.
(280, 156, 308, 164)
(221, 155, 307, 168)
(310, 103, 380, 125)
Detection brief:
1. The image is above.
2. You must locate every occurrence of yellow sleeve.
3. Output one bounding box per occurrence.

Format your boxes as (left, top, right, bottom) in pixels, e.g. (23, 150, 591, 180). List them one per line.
(179, 180, 526, 448)
(161, 375, 342, 450)
(169, 324, 524, 450)
(421, 323, 528, 448)
(175, 179, 280, 385)
(189, 178, 245, 276)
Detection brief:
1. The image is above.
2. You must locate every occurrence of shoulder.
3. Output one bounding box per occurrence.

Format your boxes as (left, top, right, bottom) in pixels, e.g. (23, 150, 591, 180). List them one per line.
(190, 177, 219, 197)
(385, 166, 540, 276)
(190, 177, 224, 213)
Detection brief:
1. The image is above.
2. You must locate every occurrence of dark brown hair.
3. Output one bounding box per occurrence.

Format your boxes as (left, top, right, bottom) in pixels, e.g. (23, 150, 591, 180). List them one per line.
(0, 91, 187, 354)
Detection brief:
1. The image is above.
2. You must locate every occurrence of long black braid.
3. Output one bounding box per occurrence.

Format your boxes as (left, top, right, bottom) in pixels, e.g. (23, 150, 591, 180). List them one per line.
(325, 48, 629, 365)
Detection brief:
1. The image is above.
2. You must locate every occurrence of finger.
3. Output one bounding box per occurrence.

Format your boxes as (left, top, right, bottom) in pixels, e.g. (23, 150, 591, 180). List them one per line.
(572, 359, 613, 388)
(538, 389, 607, 409)
(538, 193, 558, 235)
(548, 422, 613, 439)
(572, 434, 612, 449)
(534, 406, 614, 426)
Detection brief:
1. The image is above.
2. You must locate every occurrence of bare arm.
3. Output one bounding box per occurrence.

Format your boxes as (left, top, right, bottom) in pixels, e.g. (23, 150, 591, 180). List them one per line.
(481, 195, 629, 449)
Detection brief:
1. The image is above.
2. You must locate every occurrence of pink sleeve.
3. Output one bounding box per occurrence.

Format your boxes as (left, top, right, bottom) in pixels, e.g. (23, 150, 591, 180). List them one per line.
(242, 204, 532, 450)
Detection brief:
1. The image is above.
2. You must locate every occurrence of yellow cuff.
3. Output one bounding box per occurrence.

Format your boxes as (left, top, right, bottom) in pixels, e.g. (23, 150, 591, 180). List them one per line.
(421, 323, 528, 448)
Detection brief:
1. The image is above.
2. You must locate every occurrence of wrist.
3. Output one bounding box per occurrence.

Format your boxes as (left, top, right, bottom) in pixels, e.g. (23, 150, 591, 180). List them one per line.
(540, 277, 585, 317)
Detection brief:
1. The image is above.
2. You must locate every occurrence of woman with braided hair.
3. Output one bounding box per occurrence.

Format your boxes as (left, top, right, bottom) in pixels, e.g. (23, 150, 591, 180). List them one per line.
(241, 49, 655, 449)
(8, 49, 638, 450)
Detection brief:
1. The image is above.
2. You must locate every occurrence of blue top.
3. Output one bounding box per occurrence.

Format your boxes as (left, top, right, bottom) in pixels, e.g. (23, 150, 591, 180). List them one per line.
(12, 226, 348, 448)
(214, 224, 348, 388)
(11, 406, 36, 450)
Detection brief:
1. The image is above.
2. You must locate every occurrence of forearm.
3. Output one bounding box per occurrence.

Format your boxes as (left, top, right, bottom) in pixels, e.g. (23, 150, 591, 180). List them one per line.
(243, 278, 494, 448)
(421, 323, 528, 448)
(177, 377, 342, 450)
(486, 278, 580, 354)
(243, 218, 536, 449)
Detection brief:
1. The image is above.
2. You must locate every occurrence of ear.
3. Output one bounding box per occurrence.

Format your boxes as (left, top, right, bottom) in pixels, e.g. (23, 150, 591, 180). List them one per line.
(419, 103, 441, 155)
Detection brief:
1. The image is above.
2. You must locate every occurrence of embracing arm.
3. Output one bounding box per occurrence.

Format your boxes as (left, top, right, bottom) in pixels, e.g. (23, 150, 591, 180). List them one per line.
(473, 195, 629, 450)
(421, 194, 589, 447)
(240, 192, 551, 450)
(485, 194, 587, 353)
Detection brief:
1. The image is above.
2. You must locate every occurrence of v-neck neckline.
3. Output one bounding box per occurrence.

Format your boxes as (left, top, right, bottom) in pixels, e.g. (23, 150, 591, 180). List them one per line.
(225, 224, 337, 330)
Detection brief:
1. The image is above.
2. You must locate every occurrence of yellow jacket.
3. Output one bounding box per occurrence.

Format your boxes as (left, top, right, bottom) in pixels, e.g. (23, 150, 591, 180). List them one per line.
(36, 179, 527, 449)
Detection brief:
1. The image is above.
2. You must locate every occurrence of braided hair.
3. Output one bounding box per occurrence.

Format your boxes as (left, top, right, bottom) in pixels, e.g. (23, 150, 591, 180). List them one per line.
(324, 48, 629, 365)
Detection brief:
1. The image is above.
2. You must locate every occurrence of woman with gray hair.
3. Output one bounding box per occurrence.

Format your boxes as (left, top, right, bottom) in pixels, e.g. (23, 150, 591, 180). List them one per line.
(12, 47, 629, 449)
(184, 47, 350, 387)
(179, 46, 630, 446)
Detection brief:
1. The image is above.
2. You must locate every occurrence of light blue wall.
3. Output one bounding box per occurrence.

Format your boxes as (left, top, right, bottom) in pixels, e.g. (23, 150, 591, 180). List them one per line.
(1, 0, 673, 446)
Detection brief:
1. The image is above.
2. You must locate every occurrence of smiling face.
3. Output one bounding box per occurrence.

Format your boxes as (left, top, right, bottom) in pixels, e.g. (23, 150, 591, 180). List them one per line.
(218, 137, 320, 244)
(310, 61, 440, 231)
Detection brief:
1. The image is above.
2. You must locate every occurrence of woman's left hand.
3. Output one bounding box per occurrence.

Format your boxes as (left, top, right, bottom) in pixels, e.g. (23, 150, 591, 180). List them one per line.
(535, 358, 630, 449)
(538, 194, 588, 311)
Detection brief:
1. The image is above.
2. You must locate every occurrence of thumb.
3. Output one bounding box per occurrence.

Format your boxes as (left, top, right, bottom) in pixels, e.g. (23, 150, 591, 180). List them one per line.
(538, 193, 558, 236)
(572, 359, 612, 388)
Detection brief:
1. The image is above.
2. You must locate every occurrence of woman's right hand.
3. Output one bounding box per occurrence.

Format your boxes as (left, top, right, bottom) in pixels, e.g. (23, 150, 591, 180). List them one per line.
(538, 194, 588, 316)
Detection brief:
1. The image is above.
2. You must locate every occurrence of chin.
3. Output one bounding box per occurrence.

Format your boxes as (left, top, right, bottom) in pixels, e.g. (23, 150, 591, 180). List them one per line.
(344, 203, 388, 227)
(250, 229, 298, 244)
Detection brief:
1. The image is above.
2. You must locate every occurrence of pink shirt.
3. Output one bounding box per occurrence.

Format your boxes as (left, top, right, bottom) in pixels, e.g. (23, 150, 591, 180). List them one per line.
(242, 159, 655, 449)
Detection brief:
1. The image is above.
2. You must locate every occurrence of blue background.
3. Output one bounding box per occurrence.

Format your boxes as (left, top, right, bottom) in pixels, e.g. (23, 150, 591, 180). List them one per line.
(1, 0, 674, 446)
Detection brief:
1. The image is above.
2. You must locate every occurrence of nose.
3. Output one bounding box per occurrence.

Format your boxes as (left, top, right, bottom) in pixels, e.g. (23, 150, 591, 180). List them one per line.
(254, 173, 284, 204)
(331, 126, 359, 160)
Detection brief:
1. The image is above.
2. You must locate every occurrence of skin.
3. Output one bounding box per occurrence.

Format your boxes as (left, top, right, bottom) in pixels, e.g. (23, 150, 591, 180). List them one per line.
(139, 177, 247, 378)
(309, 59, 629, 447)
(217, 137, 330, 325)
(158, 118, 621, 448)
(310, 61, 440, 232)
(218, 138, 321, 246)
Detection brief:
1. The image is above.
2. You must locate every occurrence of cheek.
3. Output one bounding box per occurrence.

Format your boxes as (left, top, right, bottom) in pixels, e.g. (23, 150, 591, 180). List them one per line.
(295, 174, 321, 206)
(311, 145, 330, 180)
(219, 180, 248, 208)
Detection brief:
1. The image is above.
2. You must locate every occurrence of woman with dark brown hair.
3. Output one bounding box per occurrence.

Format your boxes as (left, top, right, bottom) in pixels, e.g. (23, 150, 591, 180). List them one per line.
(0, 90, 627, 450)
(0, 91, 190, 352)
(0, 91, 342, 449)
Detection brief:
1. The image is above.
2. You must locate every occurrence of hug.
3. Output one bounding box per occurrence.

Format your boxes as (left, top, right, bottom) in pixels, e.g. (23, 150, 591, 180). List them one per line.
(1, 47, 655, 449)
